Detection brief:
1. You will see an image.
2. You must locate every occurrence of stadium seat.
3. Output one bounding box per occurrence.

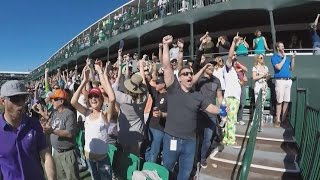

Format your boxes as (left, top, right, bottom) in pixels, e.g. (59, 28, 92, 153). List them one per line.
(142, 162, 169, 180)
(108, 144, 117, 166)
(118, 152, 140, 180)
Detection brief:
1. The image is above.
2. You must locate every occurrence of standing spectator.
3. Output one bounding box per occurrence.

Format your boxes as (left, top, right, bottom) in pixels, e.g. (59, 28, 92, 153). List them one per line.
(71, 63, 116, 180)
(200, 32, 214, 54)
(213, 56, 225, 93)
(161, 35, 220, 180)
(271, 42, 296, 128)
(252, 55, 270, 102)
(216, 36, 231, 56)
(233, 54, 248, 126)
(113, 59, 149, 156)
(43, 89, 80, 180)
(253, 29, 270, 55)
(310, 14, 320, 55)
(235, 36, 249, 56)
(158, 0, 168, 18)
(169, 41, 179, 60)
(288, 34, 302, 50)
(0, 80, 56, 180)
(194, 56, 223, 168)
(223, 35, 242, 146)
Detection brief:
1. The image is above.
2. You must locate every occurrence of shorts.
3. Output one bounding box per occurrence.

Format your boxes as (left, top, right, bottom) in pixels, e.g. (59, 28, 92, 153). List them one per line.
(275, 79, 292, 103)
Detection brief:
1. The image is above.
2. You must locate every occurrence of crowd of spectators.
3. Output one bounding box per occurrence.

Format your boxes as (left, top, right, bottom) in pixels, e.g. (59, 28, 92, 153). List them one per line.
(0, 20, 302, 179)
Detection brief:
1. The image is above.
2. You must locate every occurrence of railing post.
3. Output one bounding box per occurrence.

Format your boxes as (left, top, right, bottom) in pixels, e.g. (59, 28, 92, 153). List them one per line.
(107, 47, 110, 62)
(190, 23, 194, 59)
(268, 10, 276, 50)
(138, 36, 141, 59)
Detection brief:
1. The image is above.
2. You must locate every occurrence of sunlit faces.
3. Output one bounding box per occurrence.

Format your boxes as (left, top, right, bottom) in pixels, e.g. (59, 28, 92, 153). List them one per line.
(3, 95, 27, 119)
(277, 43, 285, 52)
(88, 93, 103, 109)
(258, 55, 265, 64)
(171, 59, 177, 69)
(179, 68, 194, 89)
(51, 98, 64, 109)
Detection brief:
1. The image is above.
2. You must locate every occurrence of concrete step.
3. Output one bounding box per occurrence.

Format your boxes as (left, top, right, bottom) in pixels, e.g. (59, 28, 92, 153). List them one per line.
(199, 164, 301, 180)
(207, 146, 300, 177)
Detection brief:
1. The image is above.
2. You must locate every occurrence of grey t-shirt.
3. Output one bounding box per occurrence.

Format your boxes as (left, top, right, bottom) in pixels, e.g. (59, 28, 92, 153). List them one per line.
(113, 82, 148, 145)
(164, 79, 210, 140)
(50, 108, 77, 150)
(196, 75, 221, 117)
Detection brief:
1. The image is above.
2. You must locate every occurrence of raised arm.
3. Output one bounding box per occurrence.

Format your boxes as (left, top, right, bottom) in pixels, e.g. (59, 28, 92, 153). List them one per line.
(191, 63, 211, 84)
(44, 68, 50, 93)
(114, 49, 123, 85)
(138, 59, 147, 85)
(70, 66, 90, 115)
(151, 53, 158, 85)
(162, 35, 175, 88)
(177, 38, 184, 71)
(314, 14, 320, 28)
(200, 32, 208, 43)
(290, 51, 296, 71)
(226, 35, 240, 68)
(95, 62, 116, 122)
(159, 43, 163, 64)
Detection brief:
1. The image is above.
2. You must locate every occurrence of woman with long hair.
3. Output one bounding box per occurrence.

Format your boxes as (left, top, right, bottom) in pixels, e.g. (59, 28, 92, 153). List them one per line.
(252, 55, 270, 102)
(71, 63, 115, 180)
(253, 29, 271, 55)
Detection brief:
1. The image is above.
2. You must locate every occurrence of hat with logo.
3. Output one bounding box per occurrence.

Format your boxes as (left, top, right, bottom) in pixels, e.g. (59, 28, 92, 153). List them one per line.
(49, 89, 68, 100)
(156, 76, 165, 84)
(0, 80, 30, 97)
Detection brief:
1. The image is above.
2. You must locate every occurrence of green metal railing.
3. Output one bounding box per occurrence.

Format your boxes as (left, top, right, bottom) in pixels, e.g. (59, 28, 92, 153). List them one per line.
(29, 0, 227, 80)
(290, 83, 320, 180)
(239, 90, 263, 180)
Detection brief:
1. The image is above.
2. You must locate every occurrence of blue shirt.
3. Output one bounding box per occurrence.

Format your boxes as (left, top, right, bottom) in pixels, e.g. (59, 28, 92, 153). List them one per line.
(0, 114, 47, 180)
(271, 53, 291, 78)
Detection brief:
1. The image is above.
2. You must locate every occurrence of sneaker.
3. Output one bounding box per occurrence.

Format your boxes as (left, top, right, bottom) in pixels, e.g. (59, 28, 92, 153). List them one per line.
(200, 160, 207, 169)
(274, 121, 281, 128)
(237, 121, 246, 125)
(217, 144, 224, 152)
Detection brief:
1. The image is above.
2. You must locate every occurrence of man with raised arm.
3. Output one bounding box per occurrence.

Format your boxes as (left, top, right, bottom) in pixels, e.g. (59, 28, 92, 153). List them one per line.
(310, 14, 320, 55)
(161, 35, 220, 180)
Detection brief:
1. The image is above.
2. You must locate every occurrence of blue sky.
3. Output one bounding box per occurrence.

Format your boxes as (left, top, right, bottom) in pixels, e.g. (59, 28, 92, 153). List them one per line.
(0, 0, 128, 72)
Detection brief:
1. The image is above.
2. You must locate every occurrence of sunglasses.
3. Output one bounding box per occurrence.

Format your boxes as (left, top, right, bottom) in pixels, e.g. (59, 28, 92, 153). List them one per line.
(180, 72, 194, 76)
(6, 95, 27, 104)
(88, 94, 100, 99)
(53, 98, 63, 101)
(171, 61, 177, 64)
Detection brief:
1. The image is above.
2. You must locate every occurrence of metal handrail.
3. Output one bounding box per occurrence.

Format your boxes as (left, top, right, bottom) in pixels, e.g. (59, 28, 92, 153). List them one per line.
(238, 89, 263, 180)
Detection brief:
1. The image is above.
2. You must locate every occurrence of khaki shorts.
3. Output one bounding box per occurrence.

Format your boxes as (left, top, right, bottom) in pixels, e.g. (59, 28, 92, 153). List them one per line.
(275, 79, 292, 103)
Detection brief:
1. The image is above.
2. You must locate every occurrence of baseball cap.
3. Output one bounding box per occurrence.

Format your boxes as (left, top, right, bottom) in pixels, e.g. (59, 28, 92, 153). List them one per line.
(0, 80, 30, 97)
(49, 89, 68, 100)
(88, 88, 102, 97)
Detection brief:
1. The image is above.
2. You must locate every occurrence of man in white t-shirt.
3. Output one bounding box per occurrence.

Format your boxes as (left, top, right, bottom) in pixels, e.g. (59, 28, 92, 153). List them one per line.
(222, 35, 242, 146)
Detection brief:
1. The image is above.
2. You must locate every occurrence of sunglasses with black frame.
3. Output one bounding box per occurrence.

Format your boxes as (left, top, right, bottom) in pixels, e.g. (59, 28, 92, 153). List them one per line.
(5, 95, 28, 104)
(180, 71, 194, 76)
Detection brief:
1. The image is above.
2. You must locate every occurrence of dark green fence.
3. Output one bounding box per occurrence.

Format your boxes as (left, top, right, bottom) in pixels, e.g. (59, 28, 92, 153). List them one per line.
(239, 90, 263, 180)
(290, 80, 320, 180)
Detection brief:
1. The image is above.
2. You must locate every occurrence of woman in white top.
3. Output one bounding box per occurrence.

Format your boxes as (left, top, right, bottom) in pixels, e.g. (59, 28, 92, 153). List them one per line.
(252, 55, 270, 102)
(213, 56, 225, 92)
(71, 63, 115, 180)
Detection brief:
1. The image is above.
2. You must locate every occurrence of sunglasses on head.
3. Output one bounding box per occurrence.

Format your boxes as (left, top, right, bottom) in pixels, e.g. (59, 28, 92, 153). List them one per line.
(88, 94, 100, 99)
(6, 95, 27, 104)
(180, 71, 194, 76)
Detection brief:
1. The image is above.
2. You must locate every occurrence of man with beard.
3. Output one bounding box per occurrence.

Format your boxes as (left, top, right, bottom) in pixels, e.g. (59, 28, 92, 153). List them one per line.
(0, 80, 56, 180)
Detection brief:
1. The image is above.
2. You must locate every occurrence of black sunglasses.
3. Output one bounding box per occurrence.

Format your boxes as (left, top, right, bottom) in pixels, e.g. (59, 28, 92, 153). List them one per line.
(180, 72, 194, 76)
(88, 94, 100, 99)
(6, 95, 27, 104)
(53, 98, 63, 101)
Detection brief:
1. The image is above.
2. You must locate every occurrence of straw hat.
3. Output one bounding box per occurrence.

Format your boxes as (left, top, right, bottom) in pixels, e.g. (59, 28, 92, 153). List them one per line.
(124, 74, 146, 94)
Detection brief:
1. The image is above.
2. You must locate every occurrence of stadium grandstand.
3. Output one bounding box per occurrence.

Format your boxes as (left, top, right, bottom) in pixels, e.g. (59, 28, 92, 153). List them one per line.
(0, 71, 29, 87)
(10, 0, 320, 179)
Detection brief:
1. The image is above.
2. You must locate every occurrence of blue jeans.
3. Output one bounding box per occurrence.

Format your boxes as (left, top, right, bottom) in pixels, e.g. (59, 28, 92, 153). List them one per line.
(145, 128, 164, 162)
(87, 157, 112, 180)
(163, 133, 196, 180)
(200, 116, 218, 162)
